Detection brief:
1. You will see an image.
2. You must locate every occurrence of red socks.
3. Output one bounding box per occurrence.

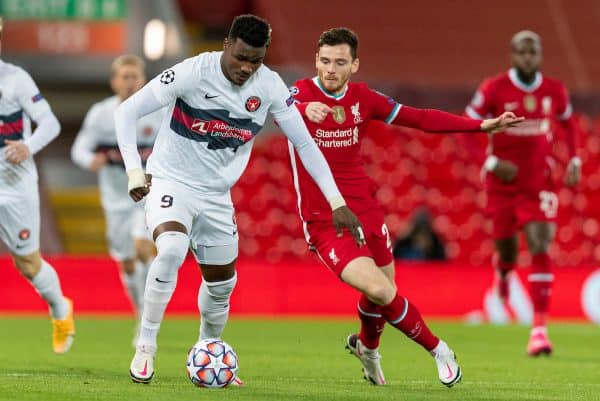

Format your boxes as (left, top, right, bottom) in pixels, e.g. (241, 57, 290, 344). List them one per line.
(380, 293, 439, 351)
(357, 294, 386, 349)
(529, 253, 553, 327)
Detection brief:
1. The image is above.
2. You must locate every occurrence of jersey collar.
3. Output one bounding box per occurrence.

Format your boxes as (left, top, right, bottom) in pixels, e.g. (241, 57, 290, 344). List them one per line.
(312, 76, 348, 100)
(508, 68, 543, 93)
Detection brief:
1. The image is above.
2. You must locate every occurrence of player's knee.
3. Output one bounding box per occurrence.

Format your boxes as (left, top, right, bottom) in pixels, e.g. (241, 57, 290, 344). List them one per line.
(13, 252, 42, 279)
(155, 231, 189, 270)
(364, 280, 395, 305)
(204, 274, 237, 303)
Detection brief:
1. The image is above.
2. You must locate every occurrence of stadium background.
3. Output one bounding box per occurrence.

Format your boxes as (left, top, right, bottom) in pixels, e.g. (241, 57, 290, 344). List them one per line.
(2, 0, 600, 322)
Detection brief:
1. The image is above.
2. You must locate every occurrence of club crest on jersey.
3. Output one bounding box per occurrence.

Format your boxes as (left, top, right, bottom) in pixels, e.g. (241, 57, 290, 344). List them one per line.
(523, 95, 537, 112)
(542, 96, 552, 115)
(245, 96, 261, 112)
(332, 106, 346, 124)
(18, 229, 30, 241)
(160, 69, 175, 84)
(351, 102, 362, 123)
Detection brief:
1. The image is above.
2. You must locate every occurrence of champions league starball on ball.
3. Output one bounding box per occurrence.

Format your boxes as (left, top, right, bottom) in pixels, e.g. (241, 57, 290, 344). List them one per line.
(186, 339, 239, 388)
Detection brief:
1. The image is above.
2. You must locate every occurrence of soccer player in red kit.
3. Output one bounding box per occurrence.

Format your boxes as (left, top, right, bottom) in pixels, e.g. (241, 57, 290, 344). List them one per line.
(465, 30, 580, 356)
(289, 27, 523, 387)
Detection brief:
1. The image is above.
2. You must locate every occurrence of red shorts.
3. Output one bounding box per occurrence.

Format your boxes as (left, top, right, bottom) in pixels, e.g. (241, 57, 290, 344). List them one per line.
(306, 208, 394, 277)
(487, 187, 558, 239)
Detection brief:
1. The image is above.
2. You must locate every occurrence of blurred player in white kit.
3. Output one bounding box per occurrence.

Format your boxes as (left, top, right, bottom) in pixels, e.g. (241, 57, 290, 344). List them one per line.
(0, 16, 74, 353)
(71, 55, 162, 342)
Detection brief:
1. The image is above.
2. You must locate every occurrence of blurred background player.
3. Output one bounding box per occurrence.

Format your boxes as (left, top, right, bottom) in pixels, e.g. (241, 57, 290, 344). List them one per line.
(290, 27, 523, 387)
(71, 55, 161, 344)
(0, 16, 74, 353)
(465, 30, 581, 356)
(115, 15, 364, 384)
(393, 208, 447, 261)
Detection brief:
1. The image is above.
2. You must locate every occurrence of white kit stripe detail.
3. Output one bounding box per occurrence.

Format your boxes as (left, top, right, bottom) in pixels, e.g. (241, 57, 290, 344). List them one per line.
(390, 297, 409, 324)
(358, 303, 383, 318)
(384, 103, 402, 124)
(528, 273, 555, 282)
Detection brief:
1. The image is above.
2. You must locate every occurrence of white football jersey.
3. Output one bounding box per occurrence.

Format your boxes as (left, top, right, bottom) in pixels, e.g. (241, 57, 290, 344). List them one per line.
(0, 60, 52, 198)
(72, 95, 163, 211)
(145, 51, 295, 194)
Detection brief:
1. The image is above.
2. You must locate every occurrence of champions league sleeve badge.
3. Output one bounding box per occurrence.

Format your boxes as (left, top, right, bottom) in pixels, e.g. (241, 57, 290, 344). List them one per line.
(160, 69, 175, 84)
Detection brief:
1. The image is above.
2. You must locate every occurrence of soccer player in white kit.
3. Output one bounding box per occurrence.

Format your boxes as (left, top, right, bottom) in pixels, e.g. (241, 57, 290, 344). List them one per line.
(71, 55, 162, 341)
(115, 14, 365, 384)
(0, 17, 75, 353)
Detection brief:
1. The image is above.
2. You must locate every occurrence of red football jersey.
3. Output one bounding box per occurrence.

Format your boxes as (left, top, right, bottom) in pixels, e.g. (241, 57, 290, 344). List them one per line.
(466, 68, 572, 191)
(290, 77, 399, 222)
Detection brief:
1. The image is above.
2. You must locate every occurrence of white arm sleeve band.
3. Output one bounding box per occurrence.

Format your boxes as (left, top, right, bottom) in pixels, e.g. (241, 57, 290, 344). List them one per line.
(115, 85, 164, 171)
(23, 111, 60, 155)
(277, 108, 343, 202)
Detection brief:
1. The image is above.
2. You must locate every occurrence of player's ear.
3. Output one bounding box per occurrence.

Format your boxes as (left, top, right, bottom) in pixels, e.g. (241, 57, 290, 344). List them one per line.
(314, 52, 319, 68)
(351, 57, 359, 74)
(223, 37, 230, 51)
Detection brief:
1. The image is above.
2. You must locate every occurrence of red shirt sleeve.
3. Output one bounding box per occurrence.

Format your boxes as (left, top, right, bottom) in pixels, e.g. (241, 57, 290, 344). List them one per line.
(392, 105, 482, 132)
(365, 87, 399, 122)
(555, 82, 577, 158)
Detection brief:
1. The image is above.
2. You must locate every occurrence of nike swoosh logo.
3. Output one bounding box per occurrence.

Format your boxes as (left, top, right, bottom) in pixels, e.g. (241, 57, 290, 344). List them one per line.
(138, 361, 148, 376)
(445, 364, 454, 380)
(155, 277, 172, 283)
(205, 94, 219, 99)
(15, 244, 26, 249)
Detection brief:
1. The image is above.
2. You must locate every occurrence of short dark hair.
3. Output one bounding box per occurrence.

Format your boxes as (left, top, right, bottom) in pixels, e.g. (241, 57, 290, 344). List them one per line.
(228, 14, 271, 48)
(318, 27, 359, 59)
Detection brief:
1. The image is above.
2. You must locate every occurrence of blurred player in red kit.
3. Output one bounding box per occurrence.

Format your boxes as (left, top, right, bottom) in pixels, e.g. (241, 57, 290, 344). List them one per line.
(289, 27, 523, 386)
(465, 30, 581, 356)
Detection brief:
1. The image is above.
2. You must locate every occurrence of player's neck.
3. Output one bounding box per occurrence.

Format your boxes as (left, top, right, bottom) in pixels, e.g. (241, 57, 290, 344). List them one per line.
(315, 77, 349, 98)
(516, 69, 537, 86)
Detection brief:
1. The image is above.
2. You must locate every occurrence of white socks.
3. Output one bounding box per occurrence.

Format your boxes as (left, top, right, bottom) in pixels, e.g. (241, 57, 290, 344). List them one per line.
(122, 260, 151, 315)
(198, 273, 237, 340)
(138, 232, 189, 348)
(30, 260, 69, 319)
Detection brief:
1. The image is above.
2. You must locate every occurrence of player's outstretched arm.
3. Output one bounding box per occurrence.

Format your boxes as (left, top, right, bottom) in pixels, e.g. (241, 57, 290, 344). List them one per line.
(114, 85, 162, 201)
(392, 105, 523, 134)
(277, 108, 365, 246)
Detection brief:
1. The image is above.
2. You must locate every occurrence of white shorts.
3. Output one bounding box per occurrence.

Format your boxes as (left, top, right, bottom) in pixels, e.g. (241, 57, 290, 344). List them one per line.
(0, 188, 40, 256)
(105, 203, 151, 261)
(145, 178, 238, 265)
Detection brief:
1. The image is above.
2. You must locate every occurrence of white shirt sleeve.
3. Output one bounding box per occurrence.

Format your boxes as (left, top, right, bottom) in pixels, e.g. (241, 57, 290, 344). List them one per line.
(276, 107, 343, 202)
(71, 105, 101, 169)
(15, 68, 60, 155)
(268, 72, 297, 121)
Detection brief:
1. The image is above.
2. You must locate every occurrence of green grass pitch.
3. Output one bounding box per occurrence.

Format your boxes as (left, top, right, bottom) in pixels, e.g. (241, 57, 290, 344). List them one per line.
(0, 316, 598, 401)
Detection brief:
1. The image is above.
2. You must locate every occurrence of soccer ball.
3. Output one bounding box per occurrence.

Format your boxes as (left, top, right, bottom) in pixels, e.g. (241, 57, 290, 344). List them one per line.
(186, 339, 239, 388)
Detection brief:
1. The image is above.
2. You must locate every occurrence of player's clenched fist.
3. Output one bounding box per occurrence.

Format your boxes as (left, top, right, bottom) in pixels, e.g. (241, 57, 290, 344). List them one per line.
(493, 159, 518, 183)
(305, 102, 333, 123)
(4, 140, 31, 164)
(332, 206, 366, 247)
(127, 168, 152, 201)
